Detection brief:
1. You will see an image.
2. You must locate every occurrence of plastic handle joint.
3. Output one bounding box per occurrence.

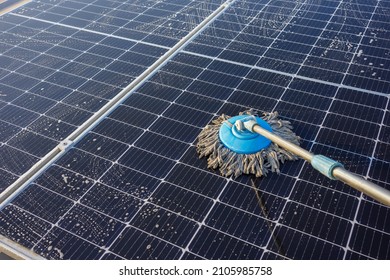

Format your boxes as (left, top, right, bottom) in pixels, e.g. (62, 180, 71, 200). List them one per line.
(311, 155, 344, 180)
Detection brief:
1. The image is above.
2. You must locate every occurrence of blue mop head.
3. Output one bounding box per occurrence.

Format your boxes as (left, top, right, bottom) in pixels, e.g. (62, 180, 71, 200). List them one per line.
(196, 110, 301, 177)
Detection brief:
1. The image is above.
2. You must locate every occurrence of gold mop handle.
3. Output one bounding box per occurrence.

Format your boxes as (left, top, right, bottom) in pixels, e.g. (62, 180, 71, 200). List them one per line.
(242, 119, 390, 207)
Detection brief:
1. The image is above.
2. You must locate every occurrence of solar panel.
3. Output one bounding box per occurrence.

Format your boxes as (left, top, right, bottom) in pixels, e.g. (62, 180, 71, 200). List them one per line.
(0, 0, 225, 191)
(0, 0, 389, 260)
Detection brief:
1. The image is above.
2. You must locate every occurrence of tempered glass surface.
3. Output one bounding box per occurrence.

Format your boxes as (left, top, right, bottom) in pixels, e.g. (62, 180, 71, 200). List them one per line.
(0, 0, 224, 191)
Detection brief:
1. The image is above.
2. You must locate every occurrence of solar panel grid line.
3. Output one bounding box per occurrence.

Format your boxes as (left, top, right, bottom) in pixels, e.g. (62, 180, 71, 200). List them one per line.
(0, 8, 247, 98)
(10, 13, 169, 50)
(213, 4, 390, 90)
(30, 161, 218, 225)
(1, 45, 147, 92)
(182, 214, 257, 259)
(130, 81, 386, 173)
(270, 4, 343, 110)
(0, 76, 380, 171)
(13, 174, 184, 258)
(0, 0, 238, 258)
(338, 0, 384, 92)
(223, 5, 390, 38)
(0, 142, 40, 165)
(263, 181, 343, 257)
(1, 23, 150, 77)
(25, 135, 360, 226)
(182, 49, 389, 99)
(181, 188, 354, 259)
(137, 64, 385, 134)
(365, 97, 390, 191)
(193, 1, 307, 65)
(64, 1, 233, 142)
(0, 99, 96, 151)
(0, 0, 233, 199)
(108, 70, 368, 258)
(314, 86, 388, 259)
(48, 26, 238, 255)
(0, 35, 134, 97)
(2, 94, 284, 258)
(93, 118, 190, 147)
(0, 167, 19, 178)
(254, 0, 346, 252)
(19, 186, 187, 259)
(15, 0, 222, 45)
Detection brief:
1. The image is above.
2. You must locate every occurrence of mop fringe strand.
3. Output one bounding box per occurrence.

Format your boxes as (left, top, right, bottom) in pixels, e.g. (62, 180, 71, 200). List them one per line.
(196, 110, 301, 177)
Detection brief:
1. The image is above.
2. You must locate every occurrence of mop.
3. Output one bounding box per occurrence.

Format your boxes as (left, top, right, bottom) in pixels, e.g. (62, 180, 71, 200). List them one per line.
(197, 110, 390, 206)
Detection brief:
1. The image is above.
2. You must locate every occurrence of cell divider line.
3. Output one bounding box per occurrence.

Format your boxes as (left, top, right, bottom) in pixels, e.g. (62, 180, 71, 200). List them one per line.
(182, 50, 389, 98)
(0, 1, 235, 209)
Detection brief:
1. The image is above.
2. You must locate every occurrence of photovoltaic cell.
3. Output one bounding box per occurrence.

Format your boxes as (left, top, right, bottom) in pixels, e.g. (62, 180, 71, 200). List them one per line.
(0, 0, 389, 260)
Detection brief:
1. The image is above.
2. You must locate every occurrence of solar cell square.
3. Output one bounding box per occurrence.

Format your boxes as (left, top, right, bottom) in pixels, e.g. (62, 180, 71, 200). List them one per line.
(349, 224, 390, 259)
(149, 182, 214, 222)
(15, 64, 53, 80)
(1, 73, 39, 91)
(34, 227, 104, 260)
(290, 180, 359, 220)
(109, 106, 157, 129)
(220, 180, 287, 220)
(0, 120, 20, 143)
(189, 226, 264, 260)
(59, 204, 125, 247)
(206, 202, 273, 247)
(75, 133, 129, 162)
(34, 165, 94, 201)
(316, 128, 375, 157)
(13, 93, 57, 113)
(31, 54, 69, 69)
(0, 205, 51, 249)
(7, 130, 57, 157)
(0, 105, 39, 127)
(45, 103, 93, 126)
(118, 147, 175, 179)
(123, 93, 170, 115)
(149, 117, 201, 143)
(0, 55, 25, 71)
(131, 203, 198, 247)
(0, 169, 17, 193)
(100, 164, 161, 200)
(81, 183, 142, 223)
(280, 201, 352, 246)
(56, 149, 112, 180)
(27, 116, 76, 141)
(323, 113, 380, 139)
(166, 163, 227, 199)
(267, 225, 344, 260)
(135, 132, 189, 160)
(12, 184, 74, 224)
(110, 226, 182, 260)
(163, 104, 214, 127)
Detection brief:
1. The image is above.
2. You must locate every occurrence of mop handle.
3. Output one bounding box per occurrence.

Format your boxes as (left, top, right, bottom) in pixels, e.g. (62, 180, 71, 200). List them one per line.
(243, 119, 390, 207)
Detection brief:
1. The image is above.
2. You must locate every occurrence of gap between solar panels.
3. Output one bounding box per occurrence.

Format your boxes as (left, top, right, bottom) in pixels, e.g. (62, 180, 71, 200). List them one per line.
(0, 0, 31, 16)
(0, 0, 236, 207)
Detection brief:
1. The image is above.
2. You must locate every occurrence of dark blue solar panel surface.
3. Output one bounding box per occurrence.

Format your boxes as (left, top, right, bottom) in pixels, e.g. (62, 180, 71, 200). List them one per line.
(0, 0, 224, 191)
(0, 0, 390, 260)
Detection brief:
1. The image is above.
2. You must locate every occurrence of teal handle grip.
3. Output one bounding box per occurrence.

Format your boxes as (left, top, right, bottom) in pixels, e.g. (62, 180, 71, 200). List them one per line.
(311, 155, 344, 180)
